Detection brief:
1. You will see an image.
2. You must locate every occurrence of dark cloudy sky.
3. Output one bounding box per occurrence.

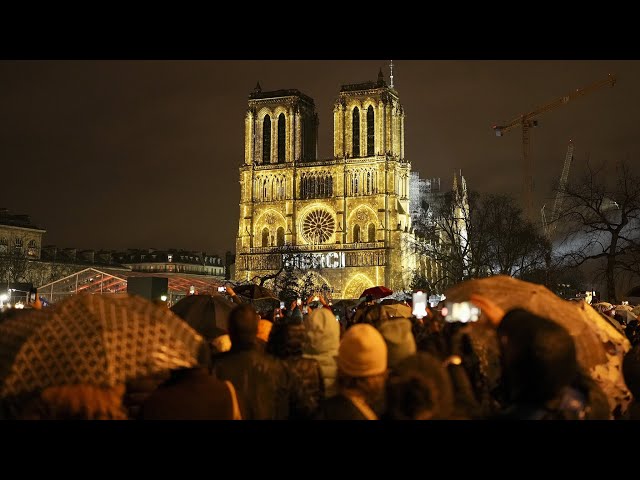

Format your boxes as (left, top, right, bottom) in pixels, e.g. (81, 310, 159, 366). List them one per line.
(1, 60, 638, 256)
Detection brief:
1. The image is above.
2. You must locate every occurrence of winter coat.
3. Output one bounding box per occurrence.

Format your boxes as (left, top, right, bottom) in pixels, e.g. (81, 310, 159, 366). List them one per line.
(213, 346, 290, 420)
(267, 322, 325, 420)
(123, 371, 171, 420)
(303, 308, 340, 398)
(140, 367, 241, 420)
(316, 394, 374, 420)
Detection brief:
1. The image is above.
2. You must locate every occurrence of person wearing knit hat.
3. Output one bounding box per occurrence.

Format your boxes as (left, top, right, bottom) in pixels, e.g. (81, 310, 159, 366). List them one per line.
(378, 319, 417, 370)
(316, 324, 387, 420)
(256, 318, 273, 344)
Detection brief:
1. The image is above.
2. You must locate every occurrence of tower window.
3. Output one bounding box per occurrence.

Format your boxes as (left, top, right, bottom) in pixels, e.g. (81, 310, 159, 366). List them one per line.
(352, 107, 360, 157)
(262, 115, 271, 163)
(278, 113, 286, 163)
(367, 105, 374, 156)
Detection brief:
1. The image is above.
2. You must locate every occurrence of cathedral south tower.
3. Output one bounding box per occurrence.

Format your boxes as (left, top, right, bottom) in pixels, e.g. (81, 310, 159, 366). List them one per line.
(235, 72, 416, 299)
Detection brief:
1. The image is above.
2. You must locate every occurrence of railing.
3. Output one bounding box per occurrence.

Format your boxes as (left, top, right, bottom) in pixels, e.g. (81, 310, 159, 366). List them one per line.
(246, 241, 385, 255)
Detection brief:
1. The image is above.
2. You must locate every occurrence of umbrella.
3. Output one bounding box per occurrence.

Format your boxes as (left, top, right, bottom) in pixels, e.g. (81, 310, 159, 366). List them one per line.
(380, 303, 413, 320)
(170, 294, 235, 337)
(616, 304, 634, 312)
(233, 284, 278, 301)
(445, 275, 631, 413)
(0, 294, 203, 399)
(615, 310, 637, 325)
(360, 286, 393, 300)
(633, 306, 640, 317)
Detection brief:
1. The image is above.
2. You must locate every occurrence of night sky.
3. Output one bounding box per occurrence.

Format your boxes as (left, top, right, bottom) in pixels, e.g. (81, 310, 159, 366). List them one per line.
(1, 60, 638, 256)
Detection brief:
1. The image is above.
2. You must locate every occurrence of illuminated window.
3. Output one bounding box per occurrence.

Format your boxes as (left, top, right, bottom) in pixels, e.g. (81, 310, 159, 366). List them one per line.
(367, 105, 374, 156)
(368, 223, 376, 242)
(262, 228, 269, 247)
(353, 224, 360, 243)
(0, 237, 7, 253)
(262, 115, 271, 163)
(352, 107, 360, 157)
(27, 240, 38, 257)
(278, 113, 286, 163)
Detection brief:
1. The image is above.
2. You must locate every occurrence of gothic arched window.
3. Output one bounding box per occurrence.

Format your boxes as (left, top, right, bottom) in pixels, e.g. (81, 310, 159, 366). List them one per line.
(276, 227, 285, 246)
(262, 115, 271, 164)
(262, 228, 269, 247)
(368, 223, 376, 243)
(367, 105, 374, 156)
(353, 224, 360, 243)
(278, 113, 286, 163)
(352, 107, 360, 157)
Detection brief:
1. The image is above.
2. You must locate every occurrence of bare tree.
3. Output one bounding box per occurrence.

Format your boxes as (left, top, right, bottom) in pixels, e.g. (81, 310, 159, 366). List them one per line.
(409, 191, 548, 289)
(482, 194, 550, 278)
(555, 159, 640, 302)
(0, 235, 30, 287)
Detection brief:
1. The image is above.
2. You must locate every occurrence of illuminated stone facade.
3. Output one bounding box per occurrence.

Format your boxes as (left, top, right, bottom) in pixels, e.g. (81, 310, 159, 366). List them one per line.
(235, 74, 418, 298)
(0, 209, 45, 259)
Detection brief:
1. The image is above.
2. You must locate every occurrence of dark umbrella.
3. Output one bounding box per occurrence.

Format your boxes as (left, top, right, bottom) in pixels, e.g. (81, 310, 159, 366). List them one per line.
(615, 310, 637, 326)
(170, 294, 236, 338)
(360, 286, 393, 300)
(234, 284, 278, 301)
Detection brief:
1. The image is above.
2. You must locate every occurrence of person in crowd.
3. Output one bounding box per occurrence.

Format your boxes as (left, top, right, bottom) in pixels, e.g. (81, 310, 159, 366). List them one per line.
(316, 324, 387, 420)
(266, 321, 324, 420)
(140, 364, 242, 420)
(213, 304, 290, 420)
(136, 328, 240, 420)
(383, 352, 455, 420)
(622, 345, 640, 420)
(256, 312, 273, 351)
(303, 306, 341, 398)
(225, 286, 243, 305)
(378, 318, 417, 371)
(358, 304, 388, 329)
(472, 295, 607, 420)
(626, 319, 640, 347)
(18, 384, 129, 420)
(285, 300, 304, 324)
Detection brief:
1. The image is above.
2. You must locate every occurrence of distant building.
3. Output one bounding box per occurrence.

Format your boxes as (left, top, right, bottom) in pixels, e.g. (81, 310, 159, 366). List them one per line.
(111, 249, 224, 277)
(0, 208, 46, 259)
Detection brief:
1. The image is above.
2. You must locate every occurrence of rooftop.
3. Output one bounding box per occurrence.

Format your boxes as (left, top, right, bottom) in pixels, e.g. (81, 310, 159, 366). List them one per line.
(248, 86, 315, 106)
(340, 70, 389, 93)
(0, 208, 45, 231)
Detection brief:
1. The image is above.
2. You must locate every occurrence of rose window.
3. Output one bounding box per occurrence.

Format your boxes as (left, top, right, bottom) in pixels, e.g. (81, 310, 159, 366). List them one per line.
(302, 210, 335, 244)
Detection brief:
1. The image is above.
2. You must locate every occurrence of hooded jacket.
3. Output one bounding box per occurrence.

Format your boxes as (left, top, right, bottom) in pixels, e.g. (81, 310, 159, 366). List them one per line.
(303, 307, 340, 398)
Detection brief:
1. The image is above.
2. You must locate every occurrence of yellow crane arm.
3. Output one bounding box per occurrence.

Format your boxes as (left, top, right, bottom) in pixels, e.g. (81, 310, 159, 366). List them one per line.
(493, 73, 617, 136)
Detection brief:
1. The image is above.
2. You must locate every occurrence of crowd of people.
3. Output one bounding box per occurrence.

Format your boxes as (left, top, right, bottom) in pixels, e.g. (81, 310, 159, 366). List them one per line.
(1, 285, 639, 420)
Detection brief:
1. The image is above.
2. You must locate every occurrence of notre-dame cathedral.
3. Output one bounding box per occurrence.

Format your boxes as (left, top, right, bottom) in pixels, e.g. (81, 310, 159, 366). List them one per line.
(234, 70, 423, 299)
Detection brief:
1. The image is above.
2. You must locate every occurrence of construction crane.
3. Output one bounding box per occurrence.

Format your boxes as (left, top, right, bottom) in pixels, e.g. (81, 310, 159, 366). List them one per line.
(493, 73, 617, 222)
(541, 140, 575, 238)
